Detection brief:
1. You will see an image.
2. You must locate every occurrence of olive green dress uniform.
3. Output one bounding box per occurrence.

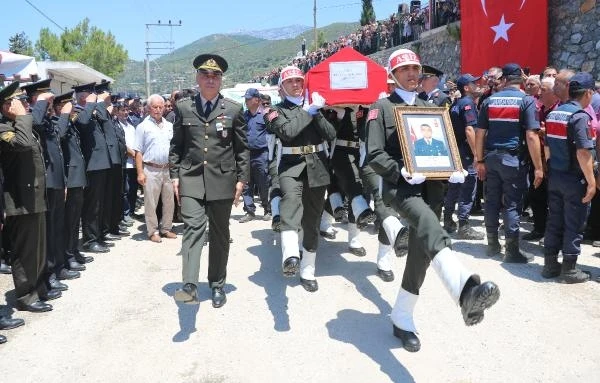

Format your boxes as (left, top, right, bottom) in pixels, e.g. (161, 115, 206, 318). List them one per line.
(0, 111, 48, 306)
(264, 103, 283, 231)
(366, 92, 450, 295)
(269, 99, 337, 251)
(170, 94, 249, 288)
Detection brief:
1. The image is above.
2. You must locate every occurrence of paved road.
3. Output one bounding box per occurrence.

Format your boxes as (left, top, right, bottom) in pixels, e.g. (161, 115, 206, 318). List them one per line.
(1, 207, 599, 383)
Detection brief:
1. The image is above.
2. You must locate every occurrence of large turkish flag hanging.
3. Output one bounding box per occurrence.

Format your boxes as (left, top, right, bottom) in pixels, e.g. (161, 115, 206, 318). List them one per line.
(460, 0, 548, 76)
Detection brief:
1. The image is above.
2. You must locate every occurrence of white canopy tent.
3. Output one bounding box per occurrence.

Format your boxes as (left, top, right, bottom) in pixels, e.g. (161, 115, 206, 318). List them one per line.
(0, 50, 38, 81)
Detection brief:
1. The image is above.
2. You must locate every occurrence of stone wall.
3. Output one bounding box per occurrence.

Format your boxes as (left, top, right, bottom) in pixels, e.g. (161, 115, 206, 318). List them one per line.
(368, 1, 600, 80)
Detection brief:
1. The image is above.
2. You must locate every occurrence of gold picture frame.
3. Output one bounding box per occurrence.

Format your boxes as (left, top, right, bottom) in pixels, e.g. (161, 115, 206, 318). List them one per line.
(393, 106, 463, 180)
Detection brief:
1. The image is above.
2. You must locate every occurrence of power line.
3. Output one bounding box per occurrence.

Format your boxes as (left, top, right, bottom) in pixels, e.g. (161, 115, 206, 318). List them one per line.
(24, 0, 66, 32)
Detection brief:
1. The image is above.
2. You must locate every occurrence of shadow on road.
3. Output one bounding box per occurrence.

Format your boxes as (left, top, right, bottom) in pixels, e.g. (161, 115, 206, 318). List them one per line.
(326, 309, 415, 383)
(247, 228, 294, 332)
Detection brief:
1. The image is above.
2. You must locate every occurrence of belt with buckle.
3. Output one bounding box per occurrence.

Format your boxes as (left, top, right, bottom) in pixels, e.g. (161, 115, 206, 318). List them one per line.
(335, 139, 360, 149)
(143, 161, 170, 169)
(281, 144, 325, 155)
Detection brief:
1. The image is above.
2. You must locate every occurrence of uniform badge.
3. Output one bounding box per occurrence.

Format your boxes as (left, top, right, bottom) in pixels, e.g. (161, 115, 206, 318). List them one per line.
(222, 129, 228, 138)
(267, 110, 278, 122)
(367, 109, 379, 121)
(216, 122, 224, 131)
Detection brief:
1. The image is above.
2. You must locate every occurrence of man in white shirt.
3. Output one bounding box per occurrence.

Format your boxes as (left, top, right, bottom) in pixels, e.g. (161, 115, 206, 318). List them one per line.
(115, 103, 138, 224)
(134, 94, 176, 243)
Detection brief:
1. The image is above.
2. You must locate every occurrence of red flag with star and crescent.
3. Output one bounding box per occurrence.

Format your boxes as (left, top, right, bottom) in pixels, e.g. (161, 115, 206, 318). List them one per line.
(460, 0, 548, 75)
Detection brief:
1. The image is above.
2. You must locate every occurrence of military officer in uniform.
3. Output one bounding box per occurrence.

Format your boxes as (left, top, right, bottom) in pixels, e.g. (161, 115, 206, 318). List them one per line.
(266, 66, 337, 292)
(170, 54, 249, 308)
(263, 100, 283, 232)
(413, 123, 449, 156)
(418, 65, 451, 108)
(542, 72, 597, 283)
(366, 49, 500, 352)
(0, 82, 54, 312)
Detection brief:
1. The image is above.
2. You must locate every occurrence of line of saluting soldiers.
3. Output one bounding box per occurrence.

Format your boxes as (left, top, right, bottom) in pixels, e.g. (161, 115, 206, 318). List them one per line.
(0, 79, 142, 344)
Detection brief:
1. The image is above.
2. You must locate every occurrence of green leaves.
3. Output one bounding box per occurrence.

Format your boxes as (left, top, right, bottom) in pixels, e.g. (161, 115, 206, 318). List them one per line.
(8, 32, 34, 56)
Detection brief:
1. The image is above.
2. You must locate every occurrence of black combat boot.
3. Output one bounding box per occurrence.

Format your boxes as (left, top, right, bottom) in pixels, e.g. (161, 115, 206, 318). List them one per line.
(456, 220, 484, 240)
(558, 256, 590, 284)
(443, 216, 457, 234)
(503, 237, 533, 263)
(486, 234, 502, 257)
(541, 253, 561, 279)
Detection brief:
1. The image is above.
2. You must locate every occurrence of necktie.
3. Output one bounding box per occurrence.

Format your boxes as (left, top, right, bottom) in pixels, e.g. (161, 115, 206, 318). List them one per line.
(204, 100, 212, 118)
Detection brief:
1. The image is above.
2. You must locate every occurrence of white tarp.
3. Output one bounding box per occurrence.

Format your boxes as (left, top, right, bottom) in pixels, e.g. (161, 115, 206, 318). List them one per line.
(0, 50, 38, 80)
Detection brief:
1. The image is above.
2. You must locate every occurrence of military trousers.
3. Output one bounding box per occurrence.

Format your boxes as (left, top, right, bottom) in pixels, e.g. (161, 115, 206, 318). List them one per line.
(242, 149, 270, 215)
(527, 165, 548, 234)
(64, 187, 84, 259)
(331, 148, 363, 201)
(7, 212, 48, 305)
(82, 169, 108, 244)
(45, 188, 66, 278)
(544, 171, 590, 259)
(444, 164, 477, 222)
(268, 158, 281, 201)
(103, 165, 123, 235)
(279, 171, 327, 252)
(386, 182, 451, 295)
(361, 163, 397, 244)
(180, 196, 232, 288)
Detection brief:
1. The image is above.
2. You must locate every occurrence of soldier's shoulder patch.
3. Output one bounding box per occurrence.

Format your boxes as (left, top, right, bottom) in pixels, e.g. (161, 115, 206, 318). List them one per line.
(0, 131, 15, 142)
(356, 109, 364, 119)
(267, 110, 279, 122)
(367, 109, 379, 121)
(464, 105, 472, 111)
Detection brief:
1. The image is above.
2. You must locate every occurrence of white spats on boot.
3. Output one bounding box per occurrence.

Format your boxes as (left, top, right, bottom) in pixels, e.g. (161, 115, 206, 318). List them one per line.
(431, 247, 474, 305)
(382, 216, 404, 245)
(281, 230, 300, 265)
(270, 196, 281, 216)
(377, 242, 394, 271)
(320, 211, 336, 236)
(351, 195, 370, 218)
(391, 287, 418, 333)
(300, 248, 316, 281)
(328, 192, 344, 211)
(348, 223, 362, 249)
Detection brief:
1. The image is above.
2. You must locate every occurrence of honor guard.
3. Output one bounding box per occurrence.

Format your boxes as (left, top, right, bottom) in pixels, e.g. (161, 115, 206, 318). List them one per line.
(366, 49, 500, 352)
(0, 82, 53, 312)
(542, 72, 597, 283)
(266, 66, 337, 292)
(475, 63, 544, 262)
(418, 65, 451, 108)
(171, 54, 249, 308)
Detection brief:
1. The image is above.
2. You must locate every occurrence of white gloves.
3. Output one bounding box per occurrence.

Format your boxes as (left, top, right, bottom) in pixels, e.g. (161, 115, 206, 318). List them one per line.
(306, 92, 327, 115)
(401, 167, 426, 185)
(448, 169, 468, 184)
(378, 91, 389, 100)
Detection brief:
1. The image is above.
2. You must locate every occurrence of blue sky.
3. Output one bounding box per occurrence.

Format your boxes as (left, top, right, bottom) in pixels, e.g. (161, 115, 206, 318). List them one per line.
(1, 0, 406, 61)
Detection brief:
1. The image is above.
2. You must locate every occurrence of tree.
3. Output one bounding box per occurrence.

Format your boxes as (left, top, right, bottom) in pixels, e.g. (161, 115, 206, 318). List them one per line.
(360, 0, 376, 26)
(8, 32, 34, 56)
(35, 18, 128, 79)
(317, 31, 326, 49)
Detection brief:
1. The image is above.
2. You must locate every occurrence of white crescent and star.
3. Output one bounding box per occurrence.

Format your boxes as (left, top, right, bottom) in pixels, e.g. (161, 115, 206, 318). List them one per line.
(481, 0, 527, 16)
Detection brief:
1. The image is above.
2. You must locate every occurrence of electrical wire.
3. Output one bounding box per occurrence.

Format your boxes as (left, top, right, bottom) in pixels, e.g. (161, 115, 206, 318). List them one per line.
(24, 0, 66, 32)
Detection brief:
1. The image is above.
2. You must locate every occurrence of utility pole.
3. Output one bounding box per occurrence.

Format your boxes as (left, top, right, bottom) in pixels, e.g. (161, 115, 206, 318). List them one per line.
(313, 0, 317, 51)
(145, 20, 182, 98)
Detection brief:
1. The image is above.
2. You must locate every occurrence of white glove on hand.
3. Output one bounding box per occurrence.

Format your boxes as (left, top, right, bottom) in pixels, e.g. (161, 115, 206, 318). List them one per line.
(307, 92, 326, 115)
(448, 169, 468, 184)
(401, 167, 426, 185)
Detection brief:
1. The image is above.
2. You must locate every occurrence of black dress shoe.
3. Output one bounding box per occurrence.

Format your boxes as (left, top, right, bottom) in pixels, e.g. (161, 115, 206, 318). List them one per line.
(356, 208, 376, 229)
(103, 233, 122, 241)
(333, 207, 348, 223)
(120, 219, 134, 227)
(211, 287, 227, 308)
(394, 227, 409, 257)
(68, 260, 86, 271)
(111, 228, 130, 236)
(40, 289, 62, 301)
(49, 279, 69, 291)
(393, 325, 421, 352)
(282, 256, 300, 277)
(319, 230, 336, 240)
(349, 246, 366, 257)
(174, 283, 199, 304)
(271, 215, 281, 232)
(57, 268, 81, 280)
(0, 334, 6, 344)
(377, 268, 395, 282)
(300, 278, 319, 292)
(16, 300, 53, 313)
(460, 280, 500, 326)
(75, 253, 94, 264)
(0, 261, 11, 274)
(83, 242, 109, 253)
(98, 241, 115, 248)
(0, 316, 25, 330)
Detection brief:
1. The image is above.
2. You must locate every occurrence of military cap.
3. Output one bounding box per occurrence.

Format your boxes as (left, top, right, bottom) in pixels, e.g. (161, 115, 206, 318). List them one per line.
(501, 63, 522, 78)
(421, 65, 443, 78)
(569, 72, 595, 92)
(456, 73, 481, 89)
(193, 53, 228, 73)
(244, 88, 260, 99)
(21, 78, 52, 97)
(53, 91, 74, 105)
(72, 82, 96, 94)
(110, 94, 121, 104)
(95, 80, 111, 94)
(0, 82, 25, 103)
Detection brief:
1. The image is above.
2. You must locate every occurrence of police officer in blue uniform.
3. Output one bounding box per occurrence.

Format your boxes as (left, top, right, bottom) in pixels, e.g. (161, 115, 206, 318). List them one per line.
(475, 63, 544, 262)
(443, 74, 485, 240)
(542, 72, 597, 284)
(418, 65, 451, 108)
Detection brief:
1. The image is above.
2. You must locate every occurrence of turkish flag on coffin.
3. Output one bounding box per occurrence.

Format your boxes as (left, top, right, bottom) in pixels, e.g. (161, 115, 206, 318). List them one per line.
(460, 0, 548, 76)
(304, 47, 387, 106)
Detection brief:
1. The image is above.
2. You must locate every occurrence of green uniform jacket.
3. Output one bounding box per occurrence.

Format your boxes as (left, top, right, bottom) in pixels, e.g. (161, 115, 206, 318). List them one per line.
(365, 92, 433, 201)
(267, 99, 337, 188)
(170, 94, 249, 201)
(0, 115, 47, 216)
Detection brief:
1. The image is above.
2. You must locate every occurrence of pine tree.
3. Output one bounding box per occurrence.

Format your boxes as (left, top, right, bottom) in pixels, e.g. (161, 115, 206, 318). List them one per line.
(360, 0, 376, 26)
(8, 32, 34, 56)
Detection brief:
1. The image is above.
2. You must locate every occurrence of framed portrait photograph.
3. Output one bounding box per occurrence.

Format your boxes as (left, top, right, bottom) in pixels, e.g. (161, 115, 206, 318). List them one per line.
(393, 106, 462, 179)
